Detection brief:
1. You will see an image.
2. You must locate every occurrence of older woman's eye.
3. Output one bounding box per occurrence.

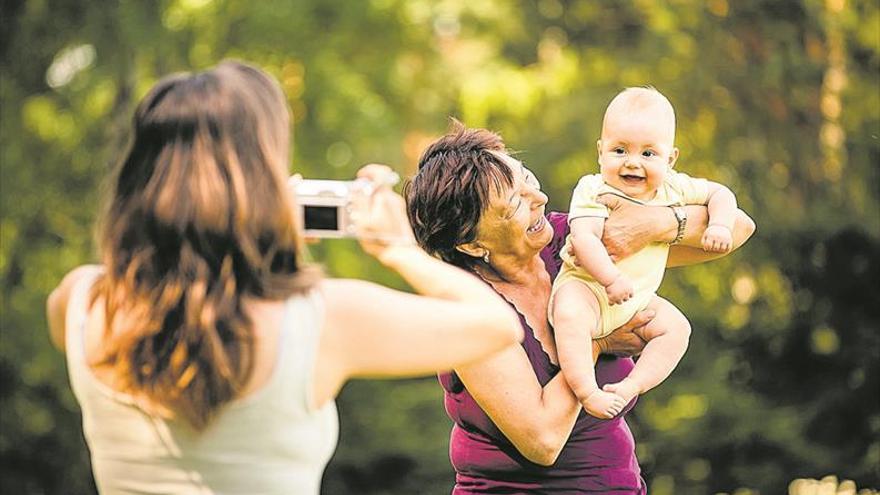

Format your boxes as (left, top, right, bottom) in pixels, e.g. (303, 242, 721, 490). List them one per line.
(506, 200, 523, 219)
(525, 173, 540, 187)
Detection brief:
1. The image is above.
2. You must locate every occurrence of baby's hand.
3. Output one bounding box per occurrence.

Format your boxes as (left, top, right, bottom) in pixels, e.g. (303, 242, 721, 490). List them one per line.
(604, 275, 633, 306)
(702, 224, 733, 253)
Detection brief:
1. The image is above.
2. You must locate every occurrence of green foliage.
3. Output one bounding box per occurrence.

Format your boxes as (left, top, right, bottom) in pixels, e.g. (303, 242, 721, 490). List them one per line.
(1, 0, 877, 493)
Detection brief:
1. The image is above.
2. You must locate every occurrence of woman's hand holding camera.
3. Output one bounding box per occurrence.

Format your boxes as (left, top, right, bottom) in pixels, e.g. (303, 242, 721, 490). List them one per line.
(352, 164, 418, 263)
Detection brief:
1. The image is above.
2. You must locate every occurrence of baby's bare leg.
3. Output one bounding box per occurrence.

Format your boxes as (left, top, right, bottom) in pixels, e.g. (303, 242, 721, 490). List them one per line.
(552, 281, 627, 419)
(603, 296, 691, 404)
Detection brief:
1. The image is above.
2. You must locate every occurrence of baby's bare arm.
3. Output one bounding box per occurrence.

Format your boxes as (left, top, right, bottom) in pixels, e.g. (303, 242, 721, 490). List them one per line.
(569, 217, 621, 286)
(705, 182, 738, 230)
(701, 182, 739, 253)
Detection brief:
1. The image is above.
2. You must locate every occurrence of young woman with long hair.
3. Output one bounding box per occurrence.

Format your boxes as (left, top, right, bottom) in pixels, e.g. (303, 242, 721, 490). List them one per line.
(46, 60, 521, 494)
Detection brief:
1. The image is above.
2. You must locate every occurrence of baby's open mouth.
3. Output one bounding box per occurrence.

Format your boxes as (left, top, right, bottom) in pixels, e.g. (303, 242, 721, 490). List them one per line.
(620, 174, 646, 185)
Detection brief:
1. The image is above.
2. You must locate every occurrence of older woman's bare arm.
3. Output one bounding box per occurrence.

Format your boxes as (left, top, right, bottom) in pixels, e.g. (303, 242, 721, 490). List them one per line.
(596, 194, 676, 261)
(667, 208, 756, 267)
(597, 195, 755, 266)
(453, 310, 653, 466)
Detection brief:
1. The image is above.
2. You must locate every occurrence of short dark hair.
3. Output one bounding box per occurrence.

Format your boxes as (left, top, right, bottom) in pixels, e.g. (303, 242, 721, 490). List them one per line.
(404, 120, 514, 270)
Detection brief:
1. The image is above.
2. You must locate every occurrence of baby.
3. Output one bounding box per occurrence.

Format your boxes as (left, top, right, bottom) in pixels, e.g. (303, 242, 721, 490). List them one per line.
(550, 87, 739, 418)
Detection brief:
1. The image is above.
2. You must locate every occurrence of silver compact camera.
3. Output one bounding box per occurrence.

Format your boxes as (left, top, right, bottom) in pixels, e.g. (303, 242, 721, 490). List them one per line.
(293, 173, 399, 238)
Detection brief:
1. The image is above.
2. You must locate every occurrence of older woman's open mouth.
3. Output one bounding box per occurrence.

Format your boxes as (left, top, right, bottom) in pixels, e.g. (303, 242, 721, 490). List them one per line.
(527, 215, 547, 234)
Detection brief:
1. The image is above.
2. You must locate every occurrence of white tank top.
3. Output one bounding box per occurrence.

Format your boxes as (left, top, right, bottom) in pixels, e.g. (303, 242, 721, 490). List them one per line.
(64, 275, 338, 494)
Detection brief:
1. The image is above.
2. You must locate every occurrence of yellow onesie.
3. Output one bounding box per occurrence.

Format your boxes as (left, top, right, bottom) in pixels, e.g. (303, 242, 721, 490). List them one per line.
(551, 171, 710, 337)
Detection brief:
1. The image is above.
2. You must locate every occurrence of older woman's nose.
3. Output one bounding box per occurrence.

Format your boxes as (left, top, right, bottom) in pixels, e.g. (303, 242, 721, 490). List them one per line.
(530, 187, 549, 208)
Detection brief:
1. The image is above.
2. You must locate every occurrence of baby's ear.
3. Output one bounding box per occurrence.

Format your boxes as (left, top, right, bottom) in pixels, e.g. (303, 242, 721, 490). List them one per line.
(596, 139, 603, 155)
(668, 147, 680, 169)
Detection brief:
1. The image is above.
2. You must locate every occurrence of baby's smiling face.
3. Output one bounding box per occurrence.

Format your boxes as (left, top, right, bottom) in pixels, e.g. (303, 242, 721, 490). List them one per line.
(597, 89, 679, 201)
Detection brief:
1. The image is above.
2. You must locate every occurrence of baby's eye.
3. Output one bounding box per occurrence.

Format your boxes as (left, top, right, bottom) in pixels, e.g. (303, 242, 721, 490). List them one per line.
(642, 150, 656, 157)
(613, 148, 625, 155)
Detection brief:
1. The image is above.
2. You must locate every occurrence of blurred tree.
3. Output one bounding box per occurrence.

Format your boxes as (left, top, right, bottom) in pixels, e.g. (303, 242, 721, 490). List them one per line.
(1, 0, 877, 494)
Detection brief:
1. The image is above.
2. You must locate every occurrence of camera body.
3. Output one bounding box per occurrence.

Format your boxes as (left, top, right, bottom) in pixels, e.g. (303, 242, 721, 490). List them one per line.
(293, 172, 400, 239)
(295, 179, 367, 238)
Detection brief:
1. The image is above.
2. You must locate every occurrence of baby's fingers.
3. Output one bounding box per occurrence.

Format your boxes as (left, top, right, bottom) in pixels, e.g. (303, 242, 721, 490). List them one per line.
(703, 236, 722, 252)
(701, 236, 713, 251)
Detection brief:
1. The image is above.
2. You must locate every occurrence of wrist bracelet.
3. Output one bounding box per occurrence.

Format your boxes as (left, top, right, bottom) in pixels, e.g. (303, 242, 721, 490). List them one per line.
(669, 205, 687, 245)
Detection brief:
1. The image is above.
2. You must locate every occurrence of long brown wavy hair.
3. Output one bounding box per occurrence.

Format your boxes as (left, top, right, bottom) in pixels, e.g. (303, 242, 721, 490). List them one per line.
(93, 60, 318, 430)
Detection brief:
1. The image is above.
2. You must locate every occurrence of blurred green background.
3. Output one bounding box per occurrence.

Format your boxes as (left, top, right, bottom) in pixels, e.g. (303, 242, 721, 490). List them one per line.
(1, 0, 878, 493)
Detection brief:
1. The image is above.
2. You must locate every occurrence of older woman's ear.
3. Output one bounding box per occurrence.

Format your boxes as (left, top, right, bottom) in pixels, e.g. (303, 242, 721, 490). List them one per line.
(455, 242, 486, 261)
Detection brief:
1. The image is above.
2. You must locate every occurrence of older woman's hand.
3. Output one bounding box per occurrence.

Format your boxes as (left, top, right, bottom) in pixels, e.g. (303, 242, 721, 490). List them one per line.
(597, 194, 676, 262)
(594, 309, 653, 357)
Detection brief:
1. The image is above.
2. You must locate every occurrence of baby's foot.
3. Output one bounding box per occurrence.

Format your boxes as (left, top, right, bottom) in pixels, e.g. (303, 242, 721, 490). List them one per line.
(582, 390, 627, 419)
(602, 378, 641, 405)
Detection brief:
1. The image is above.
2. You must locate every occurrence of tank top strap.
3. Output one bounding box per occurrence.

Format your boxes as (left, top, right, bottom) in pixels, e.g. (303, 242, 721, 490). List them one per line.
(274, 289, 328, 416)
(63, 270, 113, 404)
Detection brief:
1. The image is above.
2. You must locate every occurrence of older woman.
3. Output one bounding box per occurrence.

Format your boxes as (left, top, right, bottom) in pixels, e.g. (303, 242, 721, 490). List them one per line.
(405, 122, 755, 493)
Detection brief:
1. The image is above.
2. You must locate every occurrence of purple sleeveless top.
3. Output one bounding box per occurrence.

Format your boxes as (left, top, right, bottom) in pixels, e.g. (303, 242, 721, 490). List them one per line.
(439, 212, 646, 494)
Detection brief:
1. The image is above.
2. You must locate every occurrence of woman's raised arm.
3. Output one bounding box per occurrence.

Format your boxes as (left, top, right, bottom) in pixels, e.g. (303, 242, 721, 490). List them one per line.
(310, 165, 522, 410)
(312, 247, 522, 410)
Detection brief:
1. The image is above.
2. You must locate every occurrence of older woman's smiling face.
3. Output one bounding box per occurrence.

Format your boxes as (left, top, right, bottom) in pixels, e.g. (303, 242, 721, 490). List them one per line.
(470, 152, 552, 262)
